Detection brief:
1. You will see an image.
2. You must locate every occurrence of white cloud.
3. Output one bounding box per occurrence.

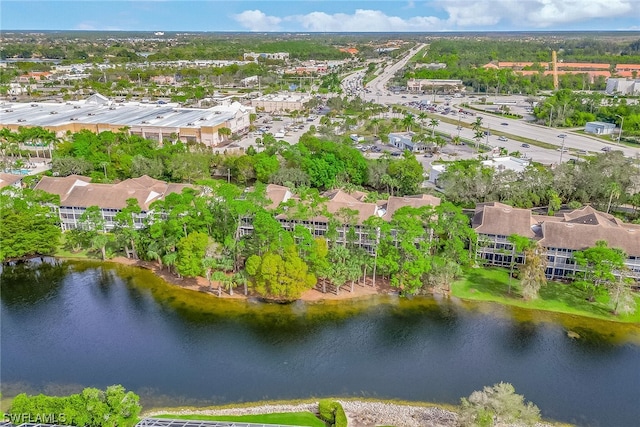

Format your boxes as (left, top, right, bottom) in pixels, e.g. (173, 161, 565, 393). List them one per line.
(233, 10, 282, 32)
(438, 0, 634, 28)
(232, 1, 635, 33)
(291, 9, 444, 32)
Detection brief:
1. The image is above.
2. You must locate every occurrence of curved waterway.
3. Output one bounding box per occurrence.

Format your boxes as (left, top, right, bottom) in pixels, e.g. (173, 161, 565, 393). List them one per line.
(1, 259, 639, 426)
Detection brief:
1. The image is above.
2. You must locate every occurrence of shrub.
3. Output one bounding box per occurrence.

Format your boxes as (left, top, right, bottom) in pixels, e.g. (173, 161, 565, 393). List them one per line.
(318, 400, 347, 427)
(8, 385, 141, 427)
(458, 382, 540, 427)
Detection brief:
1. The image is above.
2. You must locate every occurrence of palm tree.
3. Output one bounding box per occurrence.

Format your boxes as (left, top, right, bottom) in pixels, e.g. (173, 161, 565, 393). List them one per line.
(380, 174, 400, 196)
(429, 118, 440, 138)
(233, 271, 248, 296)
(606, 182, 622, 213)
(417, 112, 428, 127)
(211, 271, 226, 297)
(472, 117, 484, 151)
(202, 257, 217, 290)
(370, 118, 381, 136)
(433, 135, 447, 154)
(217, 127, 232, 143)
(162, 252, 178, 276)
(402, 113, 415, 132)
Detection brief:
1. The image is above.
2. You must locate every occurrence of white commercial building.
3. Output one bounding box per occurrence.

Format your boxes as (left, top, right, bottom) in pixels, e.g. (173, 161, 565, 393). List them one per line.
(585, 121, 616, 135)
(0, 94, 253, 147)
(250, 93, 312, 113)
(605, 78, 640, 95)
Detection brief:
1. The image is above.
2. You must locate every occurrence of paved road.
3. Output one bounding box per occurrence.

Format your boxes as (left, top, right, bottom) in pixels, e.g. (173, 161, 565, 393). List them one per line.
(350, 48, 640, 163)
(229, 44, 640, 166)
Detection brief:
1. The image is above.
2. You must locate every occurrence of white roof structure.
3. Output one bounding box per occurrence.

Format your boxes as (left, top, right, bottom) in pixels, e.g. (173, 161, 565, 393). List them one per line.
(481, 156, 531, 173)
(0, 99, 247, 129)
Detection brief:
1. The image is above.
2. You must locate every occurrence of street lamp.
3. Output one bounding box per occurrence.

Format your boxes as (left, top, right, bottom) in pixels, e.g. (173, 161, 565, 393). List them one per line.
(548, 105, 554, 128)
(615, 114, 624, 144)
(558, 134, 567, 164)
(457, 112, 462, 138)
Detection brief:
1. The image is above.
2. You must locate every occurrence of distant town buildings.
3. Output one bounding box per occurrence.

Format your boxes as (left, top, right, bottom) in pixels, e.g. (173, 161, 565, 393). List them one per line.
(415, 63, 447, 70)
(483, 61, 640, 84)
(407, 78, 464, 93)
(283, 62, 329, 75)
(243, 52, 289, 62)
(241, 75, 259, 87)
(250, 93, 312, 113)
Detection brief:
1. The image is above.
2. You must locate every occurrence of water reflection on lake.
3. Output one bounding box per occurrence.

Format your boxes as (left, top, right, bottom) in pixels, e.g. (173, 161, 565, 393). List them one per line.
(1, 259, 639, 426)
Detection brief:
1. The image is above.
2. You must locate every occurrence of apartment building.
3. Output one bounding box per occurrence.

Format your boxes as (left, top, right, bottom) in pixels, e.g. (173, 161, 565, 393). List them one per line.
(239, 185, 441, 254)
(34, 175, 192, 231)
(473, 202, 640, 280)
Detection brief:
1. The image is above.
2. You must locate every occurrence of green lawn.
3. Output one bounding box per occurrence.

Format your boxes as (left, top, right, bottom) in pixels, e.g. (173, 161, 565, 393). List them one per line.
(452, 267, 640, 323)
(155, 412, 326, 427)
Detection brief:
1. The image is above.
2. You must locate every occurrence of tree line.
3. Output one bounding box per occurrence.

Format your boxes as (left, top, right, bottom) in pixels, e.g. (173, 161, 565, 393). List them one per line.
(437, 153, 640, 217)
(406, 38, 640, 94)
(533, 89, 640, 140)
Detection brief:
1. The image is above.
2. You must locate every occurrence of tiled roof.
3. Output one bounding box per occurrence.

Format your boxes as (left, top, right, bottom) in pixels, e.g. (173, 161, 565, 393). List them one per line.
(265, 184, 292, 210)
(268, 186, 441, 225)
(382, 194, 441, 221)
(472, 202, 537, 238)
(34, 175, 190, 211)
(539, 220, 640, 255)
(476, 203, 640, 256)
(0, 173, 24, 188)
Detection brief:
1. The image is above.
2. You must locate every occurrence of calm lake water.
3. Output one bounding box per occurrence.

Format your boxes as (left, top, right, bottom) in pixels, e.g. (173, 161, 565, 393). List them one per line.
(1, 259, 639, 426)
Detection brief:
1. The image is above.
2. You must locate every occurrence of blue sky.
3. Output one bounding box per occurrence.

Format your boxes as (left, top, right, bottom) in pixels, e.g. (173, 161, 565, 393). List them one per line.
(2, 1, 639, 32)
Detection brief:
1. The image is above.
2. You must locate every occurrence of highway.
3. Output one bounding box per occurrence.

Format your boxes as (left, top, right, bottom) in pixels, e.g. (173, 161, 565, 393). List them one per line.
(341, 44, 640, 164)
(234, 43, 639, 166)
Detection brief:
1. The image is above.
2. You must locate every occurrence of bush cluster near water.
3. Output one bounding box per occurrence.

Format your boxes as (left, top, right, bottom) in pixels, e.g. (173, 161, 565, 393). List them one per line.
(318, 399, 347, 427)
(7, 385, 141, 427)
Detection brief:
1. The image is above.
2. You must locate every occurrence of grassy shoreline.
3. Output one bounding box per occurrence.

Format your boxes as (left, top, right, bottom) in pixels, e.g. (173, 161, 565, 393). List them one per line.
(49, 250, 640, 324)
(452, 266, 640, 324)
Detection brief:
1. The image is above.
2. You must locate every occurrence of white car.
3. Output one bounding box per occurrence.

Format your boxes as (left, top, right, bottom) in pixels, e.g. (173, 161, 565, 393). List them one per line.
(497, 136, 508, 142)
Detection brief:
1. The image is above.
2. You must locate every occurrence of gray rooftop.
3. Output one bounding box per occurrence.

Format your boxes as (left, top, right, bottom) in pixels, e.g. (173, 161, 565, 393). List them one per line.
(0, 99, 243, 129)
